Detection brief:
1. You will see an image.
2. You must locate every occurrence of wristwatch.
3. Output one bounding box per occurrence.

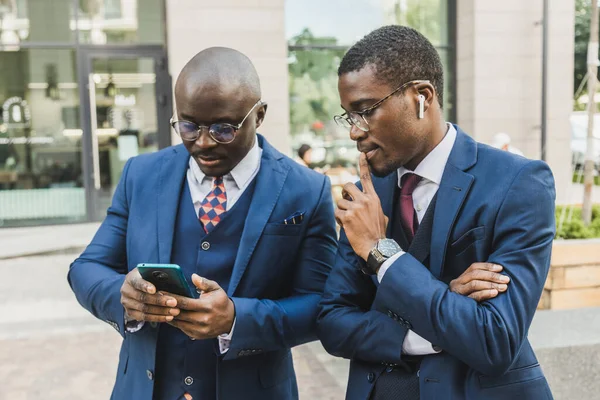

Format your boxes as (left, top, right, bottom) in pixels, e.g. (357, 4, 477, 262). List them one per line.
(362, 239, 402, 275)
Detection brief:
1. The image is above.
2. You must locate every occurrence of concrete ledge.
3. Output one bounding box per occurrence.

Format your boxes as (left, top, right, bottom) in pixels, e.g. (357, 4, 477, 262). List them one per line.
(539, 240, 600, 310)
(551, 238, 600, 266)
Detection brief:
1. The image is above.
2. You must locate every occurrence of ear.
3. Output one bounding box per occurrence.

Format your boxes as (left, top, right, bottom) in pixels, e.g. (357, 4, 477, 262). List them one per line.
(255, 102, 268, 129)
(414, 82, 435, 118)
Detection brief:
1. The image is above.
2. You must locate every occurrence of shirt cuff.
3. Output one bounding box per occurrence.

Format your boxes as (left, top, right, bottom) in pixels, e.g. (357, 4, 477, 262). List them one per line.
(218, 318, 236, 354)
(402, 330, 442, 356)
(124, 312, 145, 333)
(377, 250, 405, 283)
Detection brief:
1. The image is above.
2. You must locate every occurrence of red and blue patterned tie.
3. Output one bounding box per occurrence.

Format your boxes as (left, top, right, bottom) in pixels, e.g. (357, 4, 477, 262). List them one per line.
(198, 176, 227, 233)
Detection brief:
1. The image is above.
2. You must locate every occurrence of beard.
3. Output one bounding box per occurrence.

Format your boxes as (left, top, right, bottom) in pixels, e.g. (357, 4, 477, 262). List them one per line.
(368, 156, 399, 178)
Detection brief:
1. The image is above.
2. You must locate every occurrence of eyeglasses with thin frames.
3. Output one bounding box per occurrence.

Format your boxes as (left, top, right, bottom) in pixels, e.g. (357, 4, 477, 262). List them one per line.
(170, 99, 263, 144)
(334, 80, 429, 132)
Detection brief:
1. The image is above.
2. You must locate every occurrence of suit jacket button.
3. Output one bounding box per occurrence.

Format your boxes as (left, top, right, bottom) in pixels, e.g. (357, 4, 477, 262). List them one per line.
(150, 322, 158, 328)
(432, 345, 442, 352)
(146, 370, 154, 380)
(184, 376, 193, 386)
(201, 241, 210, 251)
(367, 372, 375, 383)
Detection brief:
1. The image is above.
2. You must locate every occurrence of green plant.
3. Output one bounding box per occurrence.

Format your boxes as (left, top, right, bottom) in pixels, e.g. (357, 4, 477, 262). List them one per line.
(555, 204, 600, 239)
(572, 173, 600, 185)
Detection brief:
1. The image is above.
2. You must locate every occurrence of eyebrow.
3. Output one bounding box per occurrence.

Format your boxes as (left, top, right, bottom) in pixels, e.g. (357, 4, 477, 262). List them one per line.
(346, 98, 379, 111)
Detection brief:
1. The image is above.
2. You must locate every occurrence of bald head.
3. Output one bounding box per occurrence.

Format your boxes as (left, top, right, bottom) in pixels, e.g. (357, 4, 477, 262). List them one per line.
(175, 47, 261, 102)
(173, 47, 267, 178)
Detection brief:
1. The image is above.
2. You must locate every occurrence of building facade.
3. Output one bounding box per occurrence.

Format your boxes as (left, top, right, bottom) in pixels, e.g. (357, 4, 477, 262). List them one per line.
(0, 0, 573, 227)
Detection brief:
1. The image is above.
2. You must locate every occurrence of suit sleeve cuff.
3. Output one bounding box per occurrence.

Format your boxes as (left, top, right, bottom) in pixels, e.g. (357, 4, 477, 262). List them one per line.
(124, 311, 145, 333)
(377, 250, 405, 283)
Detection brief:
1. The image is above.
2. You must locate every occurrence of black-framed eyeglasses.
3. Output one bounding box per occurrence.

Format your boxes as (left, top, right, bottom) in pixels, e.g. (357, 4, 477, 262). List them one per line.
(170, 100, 263, 144)
(334, 80, 429, 132)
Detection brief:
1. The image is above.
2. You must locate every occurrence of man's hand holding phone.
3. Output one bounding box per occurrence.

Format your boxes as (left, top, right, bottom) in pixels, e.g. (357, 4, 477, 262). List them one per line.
(168, 274, 236, 340)
(120, 268, 180, 323)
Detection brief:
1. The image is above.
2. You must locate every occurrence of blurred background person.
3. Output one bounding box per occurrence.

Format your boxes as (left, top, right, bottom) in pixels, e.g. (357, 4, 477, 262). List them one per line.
(297, 143, 313, 167)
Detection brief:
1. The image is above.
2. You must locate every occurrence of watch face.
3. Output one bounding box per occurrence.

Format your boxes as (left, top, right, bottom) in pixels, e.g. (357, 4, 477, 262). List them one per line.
(378, 239, 402, 258)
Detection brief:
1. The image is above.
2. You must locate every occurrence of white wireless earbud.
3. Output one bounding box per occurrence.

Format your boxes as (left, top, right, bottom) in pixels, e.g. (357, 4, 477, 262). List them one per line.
(417, 94, 425, 119)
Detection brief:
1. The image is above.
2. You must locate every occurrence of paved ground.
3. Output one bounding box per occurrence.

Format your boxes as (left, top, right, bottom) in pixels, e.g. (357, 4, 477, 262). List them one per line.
(0, 223, 99, 259)
(0, 253, 349, 400)
(2, 224, 599, 399)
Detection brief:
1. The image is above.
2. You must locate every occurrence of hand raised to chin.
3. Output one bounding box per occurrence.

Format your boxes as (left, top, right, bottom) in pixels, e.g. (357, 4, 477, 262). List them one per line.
(335, 153, 388, 261)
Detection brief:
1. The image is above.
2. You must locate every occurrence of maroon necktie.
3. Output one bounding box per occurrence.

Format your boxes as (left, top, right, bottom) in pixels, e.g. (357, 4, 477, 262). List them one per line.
(400, 173, 422, 243)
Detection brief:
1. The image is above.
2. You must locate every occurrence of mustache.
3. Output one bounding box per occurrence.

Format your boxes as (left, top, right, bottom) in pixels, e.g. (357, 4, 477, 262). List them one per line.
(191, 151, 224, 159)
(357, 145, 378, 153)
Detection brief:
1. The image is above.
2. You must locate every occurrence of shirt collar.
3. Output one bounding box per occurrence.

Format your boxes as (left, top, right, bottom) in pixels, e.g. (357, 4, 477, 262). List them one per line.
(188, 136, 261, 190)
(397, 123, 457, 187)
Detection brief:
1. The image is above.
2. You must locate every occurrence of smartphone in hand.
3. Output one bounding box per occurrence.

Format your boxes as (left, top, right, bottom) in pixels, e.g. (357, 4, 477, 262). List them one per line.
(137, 263, 196, 298)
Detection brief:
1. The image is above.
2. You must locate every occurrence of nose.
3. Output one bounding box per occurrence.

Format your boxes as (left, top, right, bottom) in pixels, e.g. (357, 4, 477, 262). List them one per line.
(349, 124, 367, 142)
(194, 127, 218, 149)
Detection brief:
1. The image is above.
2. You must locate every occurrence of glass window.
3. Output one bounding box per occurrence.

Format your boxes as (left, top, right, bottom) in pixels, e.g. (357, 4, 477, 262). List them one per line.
(77, 0, 165, 45)
(0, 49, 85, 226)
(286, 0, 453, 142)
(89, 56, 159, 213)
(285, 0, 448, 47)
(286, 0, 454, 194)
(288, 46, 346, 138)
(0, 0, 165, 46)
(0, 0, 76, 46)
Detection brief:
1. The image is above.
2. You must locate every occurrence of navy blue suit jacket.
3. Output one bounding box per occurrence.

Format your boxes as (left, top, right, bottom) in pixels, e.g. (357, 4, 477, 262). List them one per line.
(318, 127, 555, 400)
(68, 135, 337, 399)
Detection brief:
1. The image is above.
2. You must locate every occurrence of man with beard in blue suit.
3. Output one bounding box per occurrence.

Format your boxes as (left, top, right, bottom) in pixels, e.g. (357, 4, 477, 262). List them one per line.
(68, 47, 337, 400)
(318, 26, 555, 400)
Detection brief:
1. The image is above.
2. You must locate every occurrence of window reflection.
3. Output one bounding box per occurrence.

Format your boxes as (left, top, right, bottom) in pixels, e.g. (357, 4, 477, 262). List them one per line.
(285, 0, 448, 47)
(286, 0, 453, 143)
(0, 0, 75, 46)
(286, 0, 453, 199)
(0, 49, 85, 226)
(0, 0, 164, 46)
(77, 0, 164, 45)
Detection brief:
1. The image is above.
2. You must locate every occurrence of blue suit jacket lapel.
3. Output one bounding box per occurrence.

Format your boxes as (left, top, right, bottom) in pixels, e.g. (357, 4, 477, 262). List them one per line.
(374, 172, 398, 238)
(228, 135, 289, 296)
(429, 126, 477, 278)
(157, 145, 189, 263)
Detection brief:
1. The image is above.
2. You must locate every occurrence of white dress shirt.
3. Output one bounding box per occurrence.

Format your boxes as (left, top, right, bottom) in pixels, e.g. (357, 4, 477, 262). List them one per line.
(187, 138, 262, 353)
(377, 123, 457, 356)
(188, 138, 262, 213)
